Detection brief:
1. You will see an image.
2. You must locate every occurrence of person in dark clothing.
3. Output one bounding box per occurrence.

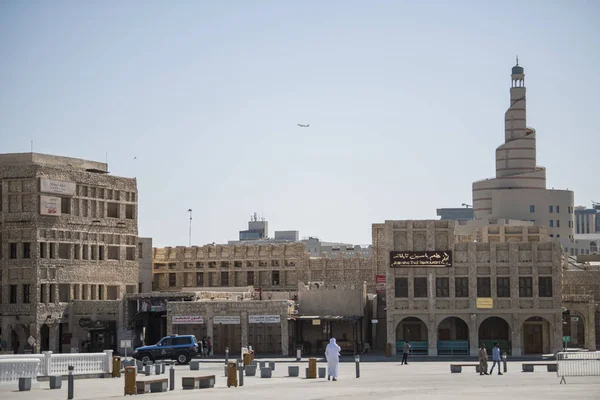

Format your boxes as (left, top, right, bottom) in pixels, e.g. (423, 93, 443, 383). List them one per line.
(401, 340, 411, 365)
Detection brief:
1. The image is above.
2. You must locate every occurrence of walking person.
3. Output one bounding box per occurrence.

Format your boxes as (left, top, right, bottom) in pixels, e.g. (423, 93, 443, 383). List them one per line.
(325, 338, 341, 381)
(478, 344, 489, 375)
(401, 340, 411, 365)
(489, 343, 503, 375)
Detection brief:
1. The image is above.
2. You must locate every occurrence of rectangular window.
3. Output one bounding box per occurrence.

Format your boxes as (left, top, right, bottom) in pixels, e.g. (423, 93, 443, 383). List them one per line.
(23, 242, 31, 259)
(23, 284, 30, 303)
(83, 245, 89, 260)
(58, 243, 70, 259)
(40, 242, 46, 258)
(549, 220, 554, 227)
(539, 277, 553, 297)
(49, 243, 55, 259)
(549, 205, 553, 213)
(247, 271, 254, 286)
(125, 204, 135, 219)
(556, 205, 560, 213)
(126, 247, 135, 261)
(196, 272, 204, 286)
(519, 277, 533, 297)
(138, 243, 143, 258)
(98, 285, 104, 300)
(272, 271, 280, 285)
(394, 278, 408, 298)
(107, 202, 119, 218)
(455, 277, 469, 297)
(49, 284, 55, 303)
(414, 277, 427, 298)
(41, 284, 47, 303)
(221, 271, 229, 286)
(435, 277, 449, 297)
(108, 246, 120, 260)
(59, 284, 70, 302)
(477, 277, 491, 297)
(530, 205, 535, 213)
(10, 285, 17, 303)
(169, 273, 177, 287)
(9, 243, 17, 259)
(497, 277, 510, 297)
(61, 198, 70, 214)
(98, 245, 104, 260)
(208, 272, 216, 287)
(74, 244, 80, 260)
(556, 220, 560, 228)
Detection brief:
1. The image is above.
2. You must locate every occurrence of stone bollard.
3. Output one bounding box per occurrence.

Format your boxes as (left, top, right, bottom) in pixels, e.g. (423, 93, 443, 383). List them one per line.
(145, 364, 151, 376)
(161, 363, 166, 374)
(268, 361, 275, 371)
(288, 366, 299, 377)
(190, 360, 200, 371)
(260, 367, 272, 378)
(318, 367, 326, 378)
(155, 364, 161, 375)
(169, 365, 175, 391)
(68, 365, 74, 400)
(259, 361, 267, 369)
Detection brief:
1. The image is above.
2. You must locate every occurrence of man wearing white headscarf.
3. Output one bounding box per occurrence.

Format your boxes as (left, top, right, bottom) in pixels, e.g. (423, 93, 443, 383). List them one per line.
(325, 337, 341, 381)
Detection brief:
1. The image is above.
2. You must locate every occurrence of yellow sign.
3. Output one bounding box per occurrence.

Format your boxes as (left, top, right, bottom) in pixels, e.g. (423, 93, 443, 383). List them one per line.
(312, 319, 321, 326)
(476, 298, 493, 309)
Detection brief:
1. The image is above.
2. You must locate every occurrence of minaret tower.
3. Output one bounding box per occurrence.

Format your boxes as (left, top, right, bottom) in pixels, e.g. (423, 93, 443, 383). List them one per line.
(495, 58, 539, 179)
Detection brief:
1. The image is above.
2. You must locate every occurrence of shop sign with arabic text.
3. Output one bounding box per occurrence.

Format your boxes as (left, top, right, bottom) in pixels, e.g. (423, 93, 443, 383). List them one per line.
(390, 251, 452, 267)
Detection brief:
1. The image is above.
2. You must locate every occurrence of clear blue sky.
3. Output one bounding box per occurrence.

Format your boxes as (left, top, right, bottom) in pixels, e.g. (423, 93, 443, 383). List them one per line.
(1, 1, 598, 247)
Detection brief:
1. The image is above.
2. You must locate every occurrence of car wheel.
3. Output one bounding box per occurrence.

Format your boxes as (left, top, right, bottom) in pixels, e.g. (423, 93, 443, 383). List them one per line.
(176, 352, 190, 364)
(141, 354, 152, 363)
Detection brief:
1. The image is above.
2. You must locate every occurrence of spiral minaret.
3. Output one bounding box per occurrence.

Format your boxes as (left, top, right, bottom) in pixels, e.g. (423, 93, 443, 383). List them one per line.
(473, 61, 547, 217)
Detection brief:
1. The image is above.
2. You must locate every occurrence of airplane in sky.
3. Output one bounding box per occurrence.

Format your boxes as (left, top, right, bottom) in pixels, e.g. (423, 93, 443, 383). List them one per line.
(297, 124, 309, 128)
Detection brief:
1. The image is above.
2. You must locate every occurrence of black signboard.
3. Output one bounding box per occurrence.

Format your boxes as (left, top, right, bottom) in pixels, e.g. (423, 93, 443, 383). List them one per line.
(390, 251, 452, 267)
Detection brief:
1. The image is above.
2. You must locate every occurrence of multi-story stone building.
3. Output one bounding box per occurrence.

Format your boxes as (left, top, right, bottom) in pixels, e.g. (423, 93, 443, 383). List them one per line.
(373, 219, 564, 357)
(0, 153, 139, 354)
(151, 243, 374, 292)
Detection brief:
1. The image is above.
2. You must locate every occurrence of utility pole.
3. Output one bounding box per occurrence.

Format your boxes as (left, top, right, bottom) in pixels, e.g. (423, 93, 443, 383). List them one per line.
(188, 209, 193, 246)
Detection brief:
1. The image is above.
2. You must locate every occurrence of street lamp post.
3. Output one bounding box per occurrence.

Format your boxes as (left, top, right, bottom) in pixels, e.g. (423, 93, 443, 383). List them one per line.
(188, 209, 192, 246)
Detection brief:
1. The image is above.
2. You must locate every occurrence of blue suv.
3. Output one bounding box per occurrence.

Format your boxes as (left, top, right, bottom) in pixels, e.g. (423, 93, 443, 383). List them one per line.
(133, 335, 199, 364)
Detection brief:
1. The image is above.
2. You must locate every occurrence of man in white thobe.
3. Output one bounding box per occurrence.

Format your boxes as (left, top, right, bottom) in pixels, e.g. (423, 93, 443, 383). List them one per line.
(325, 338, 341, 381)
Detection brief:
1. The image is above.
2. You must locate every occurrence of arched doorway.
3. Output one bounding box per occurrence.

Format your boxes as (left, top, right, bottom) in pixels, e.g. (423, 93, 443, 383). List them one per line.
(563, 311, 585, 349)
(522, 316, 551, 354)
(437, 317, 469, 355)
(479, 317, 511, 355)
(40, 324, 50, 352)
(396, 317, 428, 355)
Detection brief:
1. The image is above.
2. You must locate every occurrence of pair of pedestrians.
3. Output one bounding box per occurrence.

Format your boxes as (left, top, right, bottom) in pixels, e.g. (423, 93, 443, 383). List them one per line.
(479, 343, 503, 375)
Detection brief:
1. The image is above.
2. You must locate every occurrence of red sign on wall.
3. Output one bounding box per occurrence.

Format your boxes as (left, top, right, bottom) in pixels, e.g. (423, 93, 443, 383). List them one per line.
(376, 275, 386, 293)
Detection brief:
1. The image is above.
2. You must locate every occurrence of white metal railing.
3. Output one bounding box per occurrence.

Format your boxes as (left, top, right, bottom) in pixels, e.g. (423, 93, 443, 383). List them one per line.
(556, 351, 600, 384)
(0, 350, 113, 378)
(0, 359, 40, 384)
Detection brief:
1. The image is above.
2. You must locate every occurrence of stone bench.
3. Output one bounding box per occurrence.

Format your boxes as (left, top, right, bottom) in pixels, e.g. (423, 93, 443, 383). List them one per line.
(522, 363, 557, 372)
(450, 363, 482, 373)
(181, 375, 216, 390)
(190, 360, 201, 370)
(136, 378, 168, 394)
(261, 367, 272, 378)
(245, 365, 257, 376)
(318, 367, 326, 378)
(288, 366, 299, 377)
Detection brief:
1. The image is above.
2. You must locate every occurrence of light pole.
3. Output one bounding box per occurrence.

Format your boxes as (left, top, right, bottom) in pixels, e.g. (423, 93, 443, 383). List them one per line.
(188, 209, 192, 246)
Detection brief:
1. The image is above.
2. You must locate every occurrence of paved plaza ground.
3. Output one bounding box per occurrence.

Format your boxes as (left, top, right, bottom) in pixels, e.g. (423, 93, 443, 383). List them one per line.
(1, 360, 599, 399)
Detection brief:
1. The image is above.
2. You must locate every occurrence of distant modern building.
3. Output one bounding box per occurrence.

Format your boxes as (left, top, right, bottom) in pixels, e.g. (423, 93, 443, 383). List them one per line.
(436, 207, 475, 221)
(238, 213, 268, 241)
(574, 204, 600, 234)
(471, 61, 574, 240)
